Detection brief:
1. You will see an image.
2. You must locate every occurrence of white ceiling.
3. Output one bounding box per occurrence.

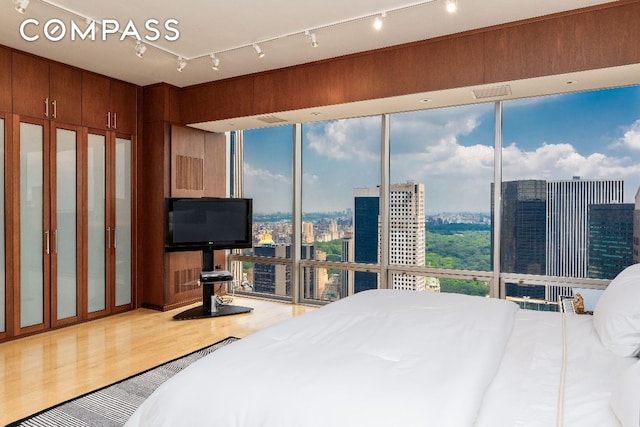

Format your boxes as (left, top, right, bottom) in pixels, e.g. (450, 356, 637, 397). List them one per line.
(1, 0, 637, 132)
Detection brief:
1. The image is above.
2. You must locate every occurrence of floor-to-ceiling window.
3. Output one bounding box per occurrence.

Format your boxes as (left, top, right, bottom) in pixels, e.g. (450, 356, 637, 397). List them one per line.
(300, 117, 381, 301)
(389, 104, 495, 296)
(229, 83, 640, 307)
(501, 84, 640, 311)
(232, 125, 294, 299)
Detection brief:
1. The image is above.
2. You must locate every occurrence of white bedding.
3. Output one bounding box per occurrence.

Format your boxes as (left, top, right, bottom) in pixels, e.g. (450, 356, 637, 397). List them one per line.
(126, 290, 519, 427)
(125, 290, 635, 427)
(476, 310, 636, 427)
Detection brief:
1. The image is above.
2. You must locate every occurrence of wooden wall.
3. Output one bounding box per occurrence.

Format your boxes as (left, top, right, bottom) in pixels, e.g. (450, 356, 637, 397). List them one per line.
(177, 1, 640, 125)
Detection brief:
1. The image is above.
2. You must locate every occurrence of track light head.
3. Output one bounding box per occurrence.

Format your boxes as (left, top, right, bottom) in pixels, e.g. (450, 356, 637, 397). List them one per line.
(134, 41, 147, 58)
(305, 30, 318, 47)
(176, 56, 187, 72)
(445, 0, 458, 13)
(15, 0, 29, 14)
(253, 43, 265, 58)
(373, 12, 386, 31)
(210, 53, 220, 70)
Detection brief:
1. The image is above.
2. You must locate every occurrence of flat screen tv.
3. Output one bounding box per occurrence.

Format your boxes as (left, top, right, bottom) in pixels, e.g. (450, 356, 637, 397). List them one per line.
(165, 197, 253, 251)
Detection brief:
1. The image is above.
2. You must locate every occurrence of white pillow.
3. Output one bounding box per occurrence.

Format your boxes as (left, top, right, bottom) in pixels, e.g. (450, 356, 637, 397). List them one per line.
(610, 359, 640, 427)
(593, 265, 640, 357)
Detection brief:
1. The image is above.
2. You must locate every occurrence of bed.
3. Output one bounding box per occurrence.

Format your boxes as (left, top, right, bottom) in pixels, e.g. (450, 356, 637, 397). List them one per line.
(126, 264, 640, 427)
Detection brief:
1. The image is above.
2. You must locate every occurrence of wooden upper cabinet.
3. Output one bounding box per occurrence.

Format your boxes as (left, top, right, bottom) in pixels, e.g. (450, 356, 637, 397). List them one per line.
(49, 63, 82, 125)
(110, 79, 137, 135)
(12, 52, 49, 119)
(11, 52, 81, 123)
(82, 72, 110, 130)
(82, 71, 136, 134)
(0, 46, 11, 112)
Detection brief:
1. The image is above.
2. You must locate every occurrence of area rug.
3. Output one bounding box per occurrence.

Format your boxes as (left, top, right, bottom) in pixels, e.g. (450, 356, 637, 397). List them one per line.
(6, 336, 239, 427)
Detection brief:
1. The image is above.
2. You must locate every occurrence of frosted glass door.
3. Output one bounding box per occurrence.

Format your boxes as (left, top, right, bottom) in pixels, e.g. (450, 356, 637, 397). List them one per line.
(87, 133, 106, 313)
(55, 128, 77, 320)
(0, 118, 4, 333)
(20, 122, 44, 328)
(114, 137, 131, 306)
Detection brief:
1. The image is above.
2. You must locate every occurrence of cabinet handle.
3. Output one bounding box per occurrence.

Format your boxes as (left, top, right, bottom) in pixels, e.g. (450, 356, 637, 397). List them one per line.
(52, 99, 57, 119)
(107, 227, 112, 249)
(44, 98, 49, 118)
(44, 230, 50, 255)
(107, 112, 111, 129)
(113, 112, 117, 129)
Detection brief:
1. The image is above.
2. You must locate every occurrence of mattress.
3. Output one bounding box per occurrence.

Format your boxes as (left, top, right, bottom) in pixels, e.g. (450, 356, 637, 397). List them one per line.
(125, 289, 635, 427)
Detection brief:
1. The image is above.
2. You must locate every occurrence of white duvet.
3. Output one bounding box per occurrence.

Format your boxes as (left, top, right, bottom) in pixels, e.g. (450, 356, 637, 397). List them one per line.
(126, 290, 519, 427)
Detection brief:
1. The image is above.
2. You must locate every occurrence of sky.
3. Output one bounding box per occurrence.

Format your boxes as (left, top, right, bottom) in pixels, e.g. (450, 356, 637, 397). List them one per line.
(243, 84, 640, 214)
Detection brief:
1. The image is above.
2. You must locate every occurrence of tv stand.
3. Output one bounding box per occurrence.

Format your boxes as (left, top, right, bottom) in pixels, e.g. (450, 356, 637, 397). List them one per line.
(173, 250, 253, 320)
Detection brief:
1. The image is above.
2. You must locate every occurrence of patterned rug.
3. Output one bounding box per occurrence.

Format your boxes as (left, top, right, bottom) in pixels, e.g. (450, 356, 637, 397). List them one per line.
(6, 336, 239, 427)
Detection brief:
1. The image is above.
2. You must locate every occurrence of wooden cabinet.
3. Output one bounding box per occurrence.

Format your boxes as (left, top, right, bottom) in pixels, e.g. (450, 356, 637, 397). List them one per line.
(0, 47, 11, 112)
(11, 52, 82, 124)
(10, 117, 84, 336)
(82, 72, 136, 134)
(85, 129, 134, 320)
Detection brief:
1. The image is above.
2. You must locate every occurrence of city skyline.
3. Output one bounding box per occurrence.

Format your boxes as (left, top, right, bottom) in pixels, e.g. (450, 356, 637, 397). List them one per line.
(243, 84, 640, 214)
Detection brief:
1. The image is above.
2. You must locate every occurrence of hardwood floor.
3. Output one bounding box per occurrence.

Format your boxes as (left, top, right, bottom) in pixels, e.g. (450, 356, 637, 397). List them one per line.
(0, 297, 314, 425)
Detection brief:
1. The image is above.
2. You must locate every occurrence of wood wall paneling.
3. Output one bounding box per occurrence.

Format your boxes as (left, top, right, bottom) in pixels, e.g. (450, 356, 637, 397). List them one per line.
(170, 125, 205, 198)
(203, 132, 226, 197)
(179, 76, 255, 124)
(179, 1, 640, 125)
(484, 1, 640, 84)
(0, 47, 11, 112)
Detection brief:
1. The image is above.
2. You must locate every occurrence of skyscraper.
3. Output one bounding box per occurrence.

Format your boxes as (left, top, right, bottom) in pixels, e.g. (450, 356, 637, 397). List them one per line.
(588, 203, 634, 279)
(353, 182, 425, 292)
(491, 180, 547, 275)
(547, 178, 624, 278)
(353, 188, 379, 293)
(389, 182, 426, 291)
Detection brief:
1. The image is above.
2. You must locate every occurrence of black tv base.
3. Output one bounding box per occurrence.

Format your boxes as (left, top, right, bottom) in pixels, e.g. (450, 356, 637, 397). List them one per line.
(173, 304, 253, 320)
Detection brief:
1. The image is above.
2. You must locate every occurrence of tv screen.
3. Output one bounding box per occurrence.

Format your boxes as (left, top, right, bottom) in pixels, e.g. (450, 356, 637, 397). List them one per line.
(165, 197, 253, 251)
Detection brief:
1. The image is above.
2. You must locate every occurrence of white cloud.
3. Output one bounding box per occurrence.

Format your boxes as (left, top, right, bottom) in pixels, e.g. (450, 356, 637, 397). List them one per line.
(610, 119, 640, 150)
(305, 116, 381, 161)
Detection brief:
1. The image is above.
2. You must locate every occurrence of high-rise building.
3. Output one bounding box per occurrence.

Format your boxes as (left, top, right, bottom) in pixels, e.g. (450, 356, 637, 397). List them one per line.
(389, 182, 425, 291)
(588, 203, 634, 279)
(634, 187, 640, 264)
(546, 178, 624, 278)
(341, 231, 354, 297)
(302, 221, 314, 243)
(253, 244, 315, 296)
(353, 188, 379, 293)
(491, 180, 547, 275)
(353, 182, 425, 292)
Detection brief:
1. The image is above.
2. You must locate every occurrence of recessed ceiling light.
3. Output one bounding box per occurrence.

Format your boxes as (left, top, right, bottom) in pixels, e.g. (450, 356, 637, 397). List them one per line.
(566, 80, 577, 85)
(310, 112, 322, 116)
(419, 98, 431, 103)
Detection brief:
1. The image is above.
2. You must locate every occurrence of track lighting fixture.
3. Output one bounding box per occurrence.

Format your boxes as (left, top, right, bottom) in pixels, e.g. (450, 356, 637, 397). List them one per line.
(15, 0, 29, 14)
(305, 30, 318, 47)
(134, 41, 147, 58)
(253, 43, 265, 58)
(210, 53, 220, 70)
(176, 56, 187, 72)
(373, 12, 386, 31)
(445, 0, 458, 13)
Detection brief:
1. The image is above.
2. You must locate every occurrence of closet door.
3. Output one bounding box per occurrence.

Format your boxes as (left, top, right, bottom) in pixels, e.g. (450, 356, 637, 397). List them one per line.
(86, 131, 108, 318)
(50, 124, 81, 326)
(15, 117, 50, 334)
(113, 136, 132, 309)
(0, 116, 6, 338)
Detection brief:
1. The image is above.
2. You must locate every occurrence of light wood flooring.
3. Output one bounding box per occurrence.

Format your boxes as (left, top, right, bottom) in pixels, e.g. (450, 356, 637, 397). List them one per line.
(0, 297, 314, 425)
